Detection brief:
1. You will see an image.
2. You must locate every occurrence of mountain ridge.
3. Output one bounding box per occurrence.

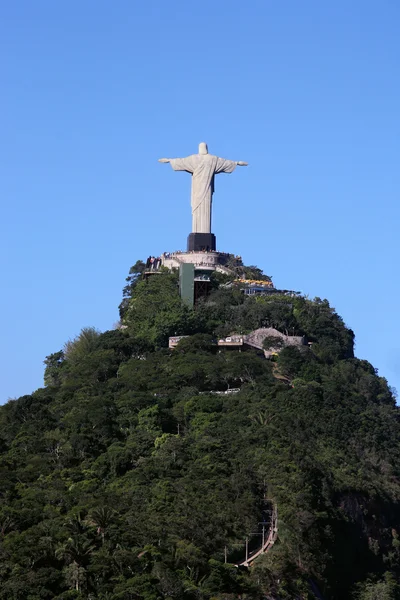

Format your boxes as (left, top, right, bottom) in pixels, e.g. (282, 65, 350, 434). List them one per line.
(0, 260, 399, 600)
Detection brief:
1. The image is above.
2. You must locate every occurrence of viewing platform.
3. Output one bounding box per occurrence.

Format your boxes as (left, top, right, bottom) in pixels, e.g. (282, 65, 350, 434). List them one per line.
(161, 250, 233, 274)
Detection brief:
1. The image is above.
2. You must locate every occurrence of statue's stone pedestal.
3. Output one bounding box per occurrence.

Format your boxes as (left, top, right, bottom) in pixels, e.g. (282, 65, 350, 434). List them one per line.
(187, 233, 216, 252)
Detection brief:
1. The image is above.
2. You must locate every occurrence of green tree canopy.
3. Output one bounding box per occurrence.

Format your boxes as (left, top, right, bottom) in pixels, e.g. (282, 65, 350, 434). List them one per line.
(0, 259, 397, 600)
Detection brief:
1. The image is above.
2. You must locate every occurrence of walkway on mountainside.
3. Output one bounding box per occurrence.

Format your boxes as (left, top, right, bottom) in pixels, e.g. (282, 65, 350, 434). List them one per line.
(215, 264, 236, 276)
(235, 503, 278, 567)
(244, 328, 306, 352)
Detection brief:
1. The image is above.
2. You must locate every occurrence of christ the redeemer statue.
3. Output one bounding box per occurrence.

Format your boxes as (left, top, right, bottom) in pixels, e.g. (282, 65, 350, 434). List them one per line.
(159, 142, 248, 234)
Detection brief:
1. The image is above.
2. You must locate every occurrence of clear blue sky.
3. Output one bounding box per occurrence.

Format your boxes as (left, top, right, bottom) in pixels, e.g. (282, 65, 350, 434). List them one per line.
(1, 1, 399, 402)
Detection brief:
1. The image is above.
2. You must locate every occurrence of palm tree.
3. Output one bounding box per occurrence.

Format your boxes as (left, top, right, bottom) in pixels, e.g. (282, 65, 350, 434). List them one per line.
(56, 536, 95, 591)
(87, 506, 115, 545)
(65, 512, 87, 536)
(0, 516, 15, 536)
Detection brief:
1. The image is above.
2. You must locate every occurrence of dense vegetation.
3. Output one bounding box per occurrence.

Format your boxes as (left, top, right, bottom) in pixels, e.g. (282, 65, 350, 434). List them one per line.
(0, 261, 399, 600)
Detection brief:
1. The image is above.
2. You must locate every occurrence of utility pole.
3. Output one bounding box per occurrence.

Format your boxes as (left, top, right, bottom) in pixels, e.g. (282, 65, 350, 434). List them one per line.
(245, 537, 248, 563)
(224, 546, 227, 564)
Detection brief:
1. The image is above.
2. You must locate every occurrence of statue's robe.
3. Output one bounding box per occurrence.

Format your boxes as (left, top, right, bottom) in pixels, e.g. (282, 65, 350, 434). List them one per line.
(169, 154, 236, 233)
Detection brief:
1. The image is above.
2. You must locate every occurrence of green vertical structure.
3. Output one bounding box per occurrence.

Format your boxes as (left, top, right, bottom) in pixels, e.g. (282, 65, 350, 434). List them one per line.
(179, 263, 194, 307)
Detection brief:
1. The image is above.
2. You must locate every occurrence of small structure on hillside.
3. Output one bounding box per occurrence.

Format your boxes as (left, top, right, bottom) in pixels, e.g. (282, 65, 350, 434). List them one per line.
(241, 280, 275, 296)
(170, 328, 307, 358)
(218, 328, 307, 357)
(168, 335, 189, 349)
(217, 335, 244, 351)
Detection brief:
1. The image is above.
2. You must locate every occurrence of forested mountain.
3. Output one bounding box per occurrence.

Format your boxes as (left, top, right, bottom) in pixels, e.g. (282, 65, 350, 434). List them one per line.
(1, 263, 399, 600)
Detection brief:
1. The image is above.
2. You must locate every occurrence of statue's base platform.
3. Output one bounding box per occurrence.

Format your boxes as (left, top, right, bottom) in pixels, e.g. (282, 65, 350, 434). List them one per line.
(187, 232, 216, 252)
(162, 249, 232, 275)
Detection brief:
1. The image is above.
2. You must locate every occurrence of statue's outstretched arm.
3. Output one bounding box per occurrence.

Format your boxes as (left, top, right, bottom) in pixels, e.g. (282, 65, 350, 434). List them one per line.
(158, 158, 171, 163)
(236, 161, 248, 166)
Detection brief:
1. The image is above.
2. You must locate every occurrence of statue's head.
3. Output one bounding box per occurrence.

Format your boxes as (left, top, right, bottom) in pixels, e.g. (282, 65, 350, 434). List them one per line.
(199, 142, 208, 155)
